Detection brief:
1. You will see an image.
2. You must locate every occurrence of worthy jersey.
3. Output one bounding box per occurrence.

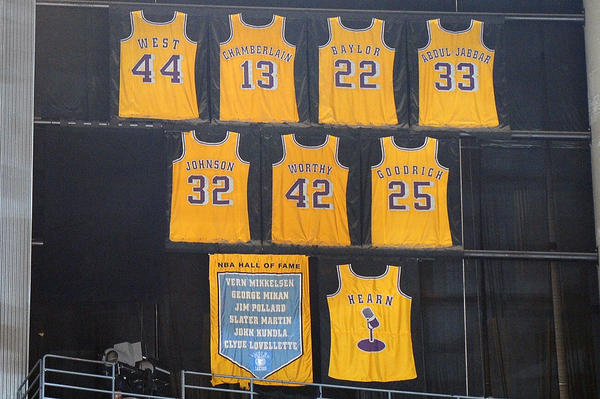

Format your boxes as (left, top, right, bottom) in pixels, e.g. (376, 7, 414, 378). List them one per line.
(169, 131, 250, 243)
(119, 10, 199, 120)
(319, 17, 397, 126)
(219, 14, 299, 123)
(418, 19, 498, 127)
(371, 137, 451, 247)
(272, 135, 349, 246)
(327, 264, 416, 382)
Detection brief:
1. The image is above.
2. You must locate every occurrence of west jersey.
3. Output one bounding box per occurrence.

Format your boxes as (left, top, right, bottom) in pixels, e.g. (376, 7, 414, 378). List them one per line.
(272, 135, 349, 246)
(169, 131, 250, 243)
(119, 10, 199, 120)
(371, 137, 451, 247)
(327, 265, 416, 382)
(219, 14, 299, 123)
(319, 17, 397, 126)
(418, 19, 498, 127)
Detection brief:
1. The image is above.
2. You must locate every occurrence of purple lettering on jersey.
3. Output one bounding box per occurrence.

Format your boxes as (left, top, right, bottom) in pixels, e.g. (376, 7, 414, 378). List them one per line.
(172, 39, 180, 50)
(162, 38, 169, 48)
(384, 295, 393, 306)
(331, 46, 338, 56)
(347, 294, 355, 305)
(152, 37, 158, 48)
(137, 38, 148, 49)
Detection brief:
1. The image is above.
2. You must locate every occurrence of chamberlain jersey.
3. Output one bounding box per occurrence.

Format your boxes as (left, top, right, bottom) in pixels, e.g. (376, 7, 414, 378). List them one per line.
(319, 17, 397, 126)
(371, 137, 451, 247)
(327, 264, 416, 382)
(219, 14, 299, 123)
(272, 134, 350, 246)
(169, 131, 250, 243)
(119, 10, 199, 120)
(418, 19, 498, 127)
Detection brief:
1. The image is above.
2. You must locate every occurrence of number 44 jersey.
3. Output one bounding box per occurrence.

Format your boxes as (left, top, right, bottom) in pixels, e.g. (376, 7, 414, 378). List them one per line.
(272, 134, 350, 246)
(119, 10, 199, 120)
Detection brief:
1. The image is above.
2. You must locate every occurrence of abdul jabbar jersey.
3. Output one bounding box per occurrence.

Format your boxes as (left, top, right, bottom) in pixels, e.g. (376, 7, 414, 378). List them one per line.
(318, 17, 397, 126)
(371, 137, 451, 247)
(119, 10, 199, 120)
(418, 19, 498, 127)
(272, 135, 350, 246)
(327, 265, 416, 382)
(219, 14, 299, 123)
(169, 131, 250, 243)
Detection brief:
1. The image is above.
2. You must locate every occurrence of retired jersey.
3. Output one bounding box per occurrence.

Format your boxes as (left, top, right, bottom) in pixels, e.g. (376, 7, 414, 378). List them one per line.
(418, 19, 498, 127)
(319, 17, 397, 126)
(272, 134, 349, 246)
(169, 131, 250, 243)
(371, 137, 451, 247)
(327, 264, 416, 382)
(119, 10, 199, 120)
(219, 14, 299, 123)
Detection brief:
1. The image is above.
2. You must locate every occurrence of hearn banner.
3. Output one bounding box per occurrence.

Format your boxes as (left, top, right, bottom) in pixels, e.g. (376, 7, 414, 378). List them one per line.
(209, 253, 312, 387)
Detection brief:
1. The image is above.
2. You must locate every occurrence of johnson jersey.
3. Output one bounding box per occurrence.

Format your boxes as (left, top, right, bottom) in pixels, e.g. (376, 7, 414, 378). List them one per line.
(272, 134, 350, 246)
(219, 14, 299, 123)
(327, 264, 416, 382)
(169, 131, 250, 243)
(119, 10, 199, 120)
(371, 136, 451, 247)
(319, 17, 397, 126)
(418, 19, 498, 127)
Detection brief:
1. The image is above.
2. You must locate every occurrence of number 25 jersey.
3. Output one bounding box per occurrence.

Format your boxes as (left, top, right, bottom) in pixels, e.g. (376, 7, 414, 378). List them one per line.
(418, 19, 498, 127)
(219, 14, 299, 123)
(119, 10, 199, 120)
(272, 135, 350, 246)
(169, 131, 250, 243)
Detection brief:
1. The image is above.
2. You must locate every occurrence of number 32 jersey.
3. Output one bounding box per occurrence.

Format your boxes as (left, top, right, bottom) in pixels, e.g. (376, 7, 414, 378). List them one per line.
(418, 19, 498, 127)
(371, 136, 451, 247)
(272, 134, 350, 246)
(119, 10, 199, 120)
(169, 131, 250, 243)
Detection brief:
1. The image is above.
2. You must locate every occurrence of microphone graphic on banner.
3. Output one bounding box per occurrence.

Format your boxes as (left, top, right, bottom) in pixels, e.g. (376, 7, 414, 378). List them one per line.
(357, 307, 386, 352)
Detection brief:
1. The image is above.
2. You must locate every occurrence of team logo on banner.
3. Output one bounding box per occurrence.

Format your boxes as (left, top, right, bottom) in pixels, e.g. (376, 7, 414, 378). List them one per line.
(210, 254, 312, 387)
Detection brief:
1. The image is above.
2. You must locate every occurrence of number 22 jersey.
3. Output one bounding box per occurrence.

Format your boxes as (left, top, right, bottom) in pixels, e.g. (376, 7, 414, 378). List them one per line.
(119, 10, 199, 120)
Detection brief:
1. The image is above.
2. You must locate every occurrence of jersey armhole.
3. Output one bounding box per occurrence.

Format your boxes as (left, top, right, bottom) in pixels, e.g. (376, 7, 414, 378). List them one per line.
(479, 21, 495, 53)
(121, 11, 136, 43)
(326, 265, 344, 298)
(371, 137, 386, 169)
(182, 13, 197, 45)
(433, 138, 450, 171)
(281, 16, 296, 49)
(334, 137, 349, 170)
(172, 131, 188, 164)
(318, 17, 334, 49)
(233, 132, 250, 165)
(380, 20, 395, 52)
(220, 14, 235, 46)
(395, 266, 412, 300)
(272, 135, 287, 166)
(417, 19, 434, 51)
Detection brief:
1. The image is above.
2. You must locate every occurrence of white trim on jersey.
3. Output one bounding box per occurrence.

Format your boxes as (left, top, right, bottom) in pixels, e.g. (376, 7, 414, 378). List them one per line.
(239, 13, 276, 29)
(371, 136, 387, 170)
(182, 13, 197, 45)
(395, 266, 412, 300)
(318, 17, 335, 49)
(478, 21, 495, 54)
(348, 264, 390, 280)
(193, 130, 230, 146)
(220, 14, 235, 46)
(333, 136, 349, 170)
(337, 16, 375, 32)
(280, 16, 296, 49)
(272, 134, 288, 167)
(432, 137, 450, 171)
(326, 264, 345, 298)
(380, 19, 395, 52)
(121, 11, 137, 43)
(437, 18, 475, 34)
(292, 133, 329, 149)
(171, 131, 188, 164)
(233, 132, 250, 165)
(391, 136, 429, 151)
(140, 10, 177, 25)
(417, 19, 434, 51)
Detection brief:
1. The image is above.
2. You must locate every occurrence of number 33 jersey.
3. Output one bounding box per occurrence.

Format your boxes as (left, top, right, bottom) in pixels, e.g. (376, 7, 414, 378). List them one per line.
(272, 134, 350, 246)
(119, 10, 199, 120)
(418, 19, 498, 127)
(371, 136, 451, 247)
(169, 131, 250, 243)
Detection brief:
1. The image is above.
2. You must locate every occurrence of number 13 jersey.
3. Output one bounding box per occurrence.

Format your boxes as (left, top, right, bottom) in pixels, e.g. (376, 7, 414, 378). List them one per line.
(119, 10, 199, 120)
(371, 137, 451, 247)
(219, 14, 299, 123)
(418, 19, 498, 127)
(272, 135, 350, 246)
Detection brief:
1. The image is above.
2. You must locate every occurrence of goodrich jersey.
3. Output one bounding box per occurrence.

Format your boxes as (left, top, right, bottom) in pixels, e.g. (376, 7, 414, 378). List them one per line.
(327, 264, 416, 382)
(272, 134, 350, 246)
(119, 10, 199, 120)
(169, 131, 250, 243)
(418, 19, 498, 127)
(371, 136, 451, 247)
(319, 17, 397, 126)
(219, 14, 299, 123)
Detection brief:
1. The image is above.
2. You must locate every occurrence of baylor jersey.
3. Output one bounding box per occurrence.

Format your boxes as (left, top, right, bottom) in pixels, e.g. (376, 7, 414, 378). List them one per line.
(418, 19, 498, 127)
(319, 17, 397, 126)
(272, 135, 350, 246)
(327, 264, 416, 382)
(119, 10, 199, 120)
(169, 131, 250, 243)
(371, 137, 451, 247)
(219, 14, 299, 123)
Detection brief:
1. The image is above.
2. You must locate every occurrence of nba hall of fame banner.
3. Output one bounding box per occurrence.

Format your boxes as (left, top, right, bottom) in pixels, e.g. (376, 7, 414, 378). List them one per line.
(209, 253, 312, 387)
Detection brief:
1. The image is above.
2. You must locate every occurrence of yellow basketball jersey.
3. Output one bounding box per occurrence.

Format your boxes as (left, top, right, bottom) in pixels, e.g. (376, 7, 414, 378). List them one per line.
(319, 17, 397, 126)
(272, 134, 350, 246)
(119, 10, 199, 120)
(169, 131, 250, 243)
(371, 137, 451, 247)
(418, 19, 498, 127)
(327, 264, 416, 382)
(219, 14, 299, 123)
